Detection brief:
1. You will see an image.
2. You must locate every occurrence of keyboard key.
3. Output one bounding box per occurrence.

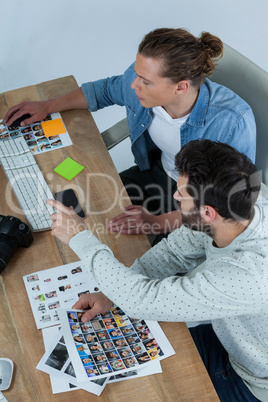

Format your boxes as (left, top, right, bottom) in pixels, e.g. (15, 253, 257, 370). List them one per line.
(0, 137, 54, 231)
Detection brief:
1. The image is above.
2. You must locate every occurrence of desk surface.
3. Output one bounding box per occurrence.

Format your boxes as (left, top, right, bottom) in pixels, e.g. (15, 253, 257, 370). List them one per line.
(0, 76, 219, 401)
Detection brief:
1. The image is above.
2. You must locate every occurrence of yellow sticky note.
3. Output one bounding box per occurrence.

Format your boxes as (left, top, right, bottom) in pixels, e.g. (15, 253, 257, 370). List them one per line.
(41, 118, 66, 137)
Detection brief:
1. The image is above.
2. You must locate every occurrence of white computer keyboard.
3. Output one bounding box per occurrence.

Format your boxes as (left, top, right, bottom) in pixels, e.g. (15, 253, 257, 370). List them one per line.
(0, 136, 54, 231)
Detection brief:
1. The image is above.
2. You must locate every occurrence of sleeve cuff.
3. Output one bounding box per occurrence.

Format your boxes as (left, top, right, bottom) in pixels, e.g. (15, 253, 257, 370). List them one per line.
(69, 230, 100, 259)
(81, 82, 98, 111)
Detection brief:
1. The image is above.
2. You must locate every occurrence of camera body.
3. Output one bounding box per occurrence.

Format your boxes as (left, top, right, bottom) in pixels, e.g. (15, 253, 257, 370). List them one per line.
(0, 215, 33, 273)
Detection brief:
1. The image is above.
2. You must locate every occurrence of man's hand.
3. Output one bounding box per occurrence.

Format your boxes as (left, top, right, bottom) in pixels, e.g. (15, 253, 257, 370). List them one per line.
(72, 292, 114, 322)
(4, 88, 89, 128)
(108, 206, 183, 235)
(4, 101, 49, 127)
(47, 199, 86, 244)
(108, 205, 163, 235)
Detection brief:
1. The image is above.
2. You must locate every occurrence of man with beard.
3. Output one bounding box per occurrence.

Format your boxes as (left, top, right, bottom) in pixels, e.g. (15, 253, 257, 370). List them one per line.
(47, 140, 268, 401)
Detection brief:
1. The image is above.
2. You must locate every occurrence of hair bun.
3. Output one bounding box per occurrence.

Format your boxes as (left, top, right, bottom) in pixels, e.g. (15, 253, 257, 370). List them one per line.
(199, 32, 223, 75)
(199, 32, 223, 59)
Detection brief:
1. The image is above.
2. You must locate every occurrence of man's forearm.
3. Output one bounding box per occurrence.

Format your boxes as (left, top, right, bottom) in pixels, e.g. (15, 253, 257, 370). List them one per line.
(45, 88, 89, 114)
(157, 210, 182, 233)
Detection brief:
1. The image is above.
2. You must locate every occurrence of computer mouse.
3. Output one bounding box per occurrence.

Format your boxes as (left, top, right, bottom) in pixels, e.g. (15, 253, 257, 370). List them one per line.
(9, 114, 32, 130)
(0, 358, 14, 390)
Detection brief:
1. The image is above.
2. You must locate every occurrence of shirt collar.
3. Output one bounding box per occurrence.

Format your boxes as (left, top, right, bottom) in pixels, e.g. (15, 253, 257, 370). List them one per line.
(186, 80, 210, 127)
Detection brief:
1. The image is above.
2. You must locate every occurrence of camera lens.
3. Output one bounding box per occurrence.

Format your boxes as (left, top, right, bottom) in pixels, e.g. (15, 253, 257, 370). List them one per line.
(0, 234, 18, 274)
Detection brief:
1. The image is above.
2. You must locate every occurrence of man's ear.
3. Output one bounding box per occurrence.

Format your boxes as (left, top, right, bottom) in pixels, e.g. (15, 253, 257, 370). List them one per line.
(200, 205, 217, 222)
(175, 80, 190, 94)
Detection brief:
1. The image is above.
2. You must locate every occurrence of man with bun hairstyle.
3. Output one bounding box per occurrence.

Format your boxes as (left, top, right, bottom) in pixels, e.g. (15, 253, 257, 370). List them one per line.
(5, 28, 256, 239)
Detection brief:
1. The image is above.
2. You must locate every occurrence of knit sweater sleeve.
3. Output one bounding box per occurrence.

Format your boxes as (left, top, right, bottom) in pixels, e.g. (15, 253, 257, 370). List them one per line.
(69, 227, 208, 321)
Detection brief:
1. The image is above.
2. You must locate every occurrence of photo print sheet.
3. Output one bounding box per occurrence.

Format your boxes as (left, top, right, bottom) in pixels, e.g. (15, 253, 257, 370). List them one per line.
(23, 261, 98, 329)
(0, 112, 72, 155)
(58, 308, 175, 382)
(38, 326, 108, 396)
(41, 326, 162, 394)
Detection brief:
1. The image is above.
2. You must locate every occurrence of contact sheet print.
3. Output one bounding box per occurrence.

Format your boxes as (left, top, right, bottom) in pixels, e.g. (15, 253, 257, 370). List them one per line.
(0, 112, 72, 154)
(24, 261, 175, 395)
(38, 328, 108, 396)
(40, 326, 162, 395)
(23, 262, 96, 329)
(58, 308, 175, 382)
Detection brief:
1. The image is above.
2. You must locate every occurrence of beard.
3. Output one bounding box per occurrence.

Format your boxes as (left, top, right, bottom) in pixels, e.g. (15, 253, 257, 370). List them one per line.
(180, 205, 214, 237)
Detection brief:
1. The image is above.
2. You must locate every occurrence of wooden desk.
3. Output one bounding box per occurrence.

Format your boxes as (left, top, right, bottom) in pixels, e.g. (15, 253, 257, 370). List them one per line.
(0, 77, 219, 401)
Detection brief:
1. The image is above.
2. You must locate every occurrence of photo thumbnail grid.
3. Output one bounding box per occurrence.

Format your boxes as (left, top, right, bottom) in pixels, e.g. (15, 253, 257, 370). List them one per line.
(24, 264, 95, 329)
(44, 331, 106, 388)
(0, 114, 63, 154)
(67, 307, 164, 378)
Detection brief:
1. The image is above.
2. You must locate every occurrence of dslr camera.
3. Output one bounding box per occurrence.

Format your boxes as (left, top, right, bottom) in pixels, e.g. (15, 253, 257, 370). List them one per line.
(0, 215, 33, 273)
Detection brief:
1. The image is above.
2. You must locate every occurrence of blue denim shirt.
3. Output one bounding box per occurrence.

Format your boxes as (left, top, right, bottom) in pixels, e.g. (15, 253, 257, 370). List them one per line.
(81, 62, 256, 170)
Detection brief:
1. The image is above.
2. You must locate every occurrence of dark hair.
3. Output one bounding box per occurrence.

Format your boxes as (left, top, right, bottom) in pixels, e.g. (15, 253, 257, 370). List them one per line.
(138, 28, 223, 87)
(175, 140, 260, 221)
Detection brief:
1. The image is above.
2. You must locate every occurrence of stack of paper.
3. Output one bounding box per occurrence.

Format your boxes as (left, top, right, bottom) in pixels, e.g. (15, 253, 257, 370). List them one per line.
(23, 262, 175, 396)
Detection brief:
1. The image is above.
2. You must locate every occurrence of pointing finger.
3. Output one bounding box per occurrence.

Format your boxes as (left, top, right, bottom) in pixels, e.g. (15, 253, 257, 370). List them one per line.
(46, 199, 74, 215)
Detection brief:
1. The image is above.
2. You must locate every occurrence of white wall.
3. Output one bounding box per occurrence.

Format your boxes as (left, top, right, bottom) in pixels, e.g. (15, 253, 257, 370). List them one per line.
(1, 0, 267, 172)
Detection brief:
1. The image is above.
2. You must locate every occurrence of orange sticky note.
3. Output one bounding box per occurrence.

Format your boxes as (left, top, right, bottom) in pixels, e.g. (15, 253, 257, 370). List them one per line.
(41, 118, 66, 137)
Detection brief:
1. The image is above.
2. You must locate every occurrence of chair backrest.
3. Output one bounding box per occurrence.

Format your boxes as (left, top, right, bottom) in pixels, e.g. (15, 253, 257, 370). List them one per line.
(210, 43, 268, 185)
(101, 117, 130, 150)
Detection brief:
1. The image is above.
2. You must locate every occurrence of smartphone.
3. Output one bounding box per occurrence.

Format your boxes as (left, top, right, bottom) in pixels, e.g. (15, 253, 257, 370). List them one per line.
(54, 189, 85, 218)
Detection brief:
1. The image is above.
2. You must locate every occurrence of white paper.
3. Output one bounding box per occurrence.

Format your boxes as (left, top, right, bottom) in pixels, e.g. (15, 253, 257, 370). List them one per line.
(38, 327, 107, 396)
(0, 112, 72, 155)
(41, 326, 162, 394)
(42, 326, 77, 394)
(58, 308, 175, 383)
(23, 261, 97, 329)
(107, 358, 162, 384)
